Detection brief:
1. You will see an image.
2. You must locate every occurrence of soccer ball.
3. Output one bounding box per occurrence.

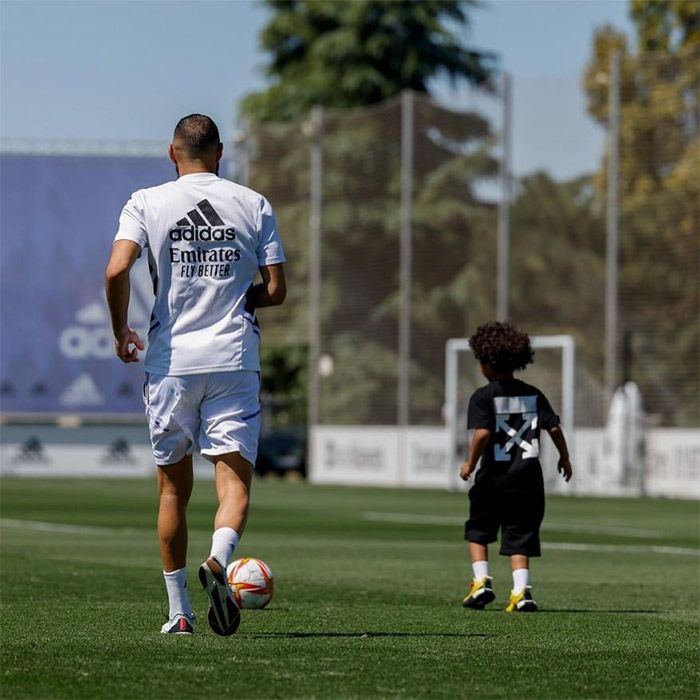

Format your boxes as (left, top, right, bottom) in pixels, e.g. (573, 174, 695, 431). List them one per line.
(226, 557, 274, 609)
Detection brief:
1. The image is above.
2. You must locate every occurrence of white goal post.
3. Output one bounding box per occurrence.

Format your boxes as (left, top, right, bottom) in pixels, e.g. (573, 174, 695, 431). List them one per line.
(445, 335, 575, 491)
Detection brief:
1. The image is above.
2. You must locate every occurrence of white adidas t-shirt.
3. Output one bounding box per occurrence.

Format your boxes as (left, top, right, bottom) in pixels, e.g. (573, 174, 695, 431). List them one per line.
(114, 172, 285, 375)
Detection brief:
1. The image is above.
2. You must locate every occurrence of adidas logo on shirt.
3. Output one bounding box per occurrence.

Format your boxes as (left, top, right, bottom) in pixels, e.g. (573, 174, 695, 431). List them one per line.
(167, 198, 241, 277)
(169, 199, 236, 242)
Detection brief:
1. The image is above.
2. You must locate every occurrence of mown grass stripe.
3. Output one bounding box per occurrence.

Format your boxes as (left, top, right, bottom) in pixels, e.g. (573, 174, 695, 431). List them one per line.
(362, 511, 665, 538)
(3, 517, 697, 557)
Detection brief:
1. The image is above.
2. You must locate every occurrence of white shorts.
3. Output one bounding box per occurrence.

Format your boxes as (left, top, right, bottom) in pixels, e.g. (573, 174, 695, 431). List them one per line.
(143, 371, 261, 467)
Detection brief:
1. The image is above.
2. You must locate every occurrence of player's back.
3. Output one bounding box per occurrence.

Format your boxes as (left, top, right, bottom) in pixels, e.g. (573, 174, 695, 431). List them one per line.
(115, 173, 285, 376)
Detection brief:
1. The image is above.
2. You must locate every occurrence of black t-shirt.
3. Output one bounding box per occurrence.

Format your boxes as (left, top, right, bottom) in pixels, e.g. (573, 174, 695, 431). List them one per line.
(467, 379, 559, 490)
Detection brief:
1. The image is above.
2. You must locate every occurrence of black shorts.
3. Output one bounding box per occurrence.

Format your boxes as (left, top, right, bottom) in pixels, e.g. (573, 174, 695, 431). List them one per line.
(465, 483, 545, 557)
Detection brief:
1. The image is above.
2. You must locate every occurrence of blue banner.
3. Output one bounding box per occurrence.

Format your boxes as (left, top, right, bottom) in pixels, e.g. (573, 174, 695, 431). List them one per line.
(0, 154, 203, 415)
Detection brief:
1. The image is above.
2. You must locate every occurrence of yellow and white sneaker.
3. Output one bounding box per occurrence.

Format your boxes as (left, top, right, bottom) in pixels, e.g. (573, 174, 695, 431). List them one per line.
(462, 576, 496, 609)
(505, 586, 538, 612)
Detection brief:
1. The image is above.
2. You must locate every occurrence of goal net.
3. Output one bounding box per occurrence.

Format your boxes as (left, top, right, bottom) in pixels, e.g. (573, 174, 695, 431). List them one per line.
(445, 335, 575, 491)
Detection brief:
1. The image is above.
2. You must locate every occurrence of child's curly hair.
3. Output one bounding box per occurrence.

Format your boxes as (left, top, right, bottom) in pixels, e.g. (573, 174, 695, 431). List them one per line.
(469, 322, 534, 373)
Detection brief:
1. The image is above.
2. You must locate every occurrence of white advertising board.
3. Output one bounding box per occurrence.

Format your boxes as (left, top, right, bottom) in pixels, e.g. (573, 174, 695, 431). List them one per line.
(404, 427, 462, 490)
(0, 426, 215, 479)
(310, 426, 459, 489)
(0, 442, 154, 478)
(309, 426, 400, 486)
(310, 426, 699, 499)
(645, 429, 700, 499)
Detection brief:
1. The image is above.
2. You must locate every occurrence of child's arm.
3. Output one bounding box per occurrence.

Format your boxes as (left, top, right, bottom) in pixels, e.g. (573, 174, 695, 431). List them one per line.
(460, 429, 491, 481)
(547, 425, 573, 482)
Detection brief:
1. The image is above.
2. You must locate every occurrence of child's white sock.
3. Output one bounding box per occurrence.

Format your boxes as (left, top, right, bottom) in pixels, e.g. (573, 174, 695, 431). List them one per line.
(209, 526, 240, 568)
(472, 560, 490, 580)
(163, 567, 193, 618)
(512, 568, 529, 594)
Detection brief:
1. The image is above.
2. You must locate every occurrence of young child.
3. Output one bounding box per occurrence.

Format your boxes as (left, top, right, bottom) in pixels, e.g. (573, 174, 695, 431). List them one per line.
(460, 322, 572, 612)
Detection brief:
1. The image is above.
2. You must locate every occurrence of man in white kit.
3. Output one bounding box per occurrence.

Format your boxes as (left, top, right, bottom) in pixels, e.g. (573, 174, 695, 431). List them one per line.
(105, 114, 286, 636)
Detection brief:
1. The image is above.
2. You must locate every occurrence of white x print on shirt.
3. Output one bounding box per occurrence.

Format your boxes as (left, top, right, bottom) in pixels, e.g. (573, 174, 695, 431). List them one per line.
(493, 396, 539, 461)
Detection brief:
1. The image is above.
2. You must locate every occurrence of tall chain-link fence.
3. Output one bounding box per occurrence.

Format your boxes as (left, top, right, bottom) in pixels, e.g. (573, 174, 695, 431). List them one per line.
(242, 54, 699, 430)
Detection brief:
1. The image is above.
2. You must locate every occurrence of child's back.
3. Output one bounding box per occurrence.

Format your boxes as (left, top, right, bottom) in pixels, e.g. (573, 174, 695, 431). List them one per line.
(468, 377, 559, 492)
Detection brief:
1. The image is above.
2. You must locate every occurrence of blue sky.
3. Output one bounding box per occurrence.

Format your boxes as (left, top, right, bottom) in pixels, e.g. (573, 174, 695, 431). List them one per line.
(0, 0, 634, 179)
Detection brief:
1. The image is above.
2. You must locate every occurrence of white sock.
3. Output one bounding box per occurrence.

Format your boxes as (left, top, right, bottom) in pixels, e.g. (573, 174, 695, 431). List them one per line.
(209, 526, 240, 568)
(163, 567, 193, 618)
(472, 560, 489, 580)
(512, 568, 529, 594)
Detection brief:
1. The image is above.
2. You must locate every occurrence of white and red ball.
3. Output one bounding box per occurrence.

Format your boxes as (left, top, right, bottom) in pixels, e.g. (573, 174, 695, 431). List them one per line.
(226, 557, 274, 609)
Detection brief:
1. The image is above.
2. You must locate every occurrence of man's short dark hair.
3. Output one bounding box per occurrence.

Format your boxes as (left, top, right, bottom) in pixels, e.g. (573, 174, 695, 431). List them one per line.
(173, 114, 221, 158)
(469, 322, 535, 373)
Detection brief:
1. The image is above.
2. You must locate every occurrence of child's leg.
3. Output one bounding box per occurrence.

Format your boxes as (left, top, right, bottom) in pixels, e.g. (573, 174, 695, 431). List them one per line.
(470, 542, 490, 580)
(510, 554, 530, 593)
(463, 540, 495, 608)
(463, 486, 497, 607)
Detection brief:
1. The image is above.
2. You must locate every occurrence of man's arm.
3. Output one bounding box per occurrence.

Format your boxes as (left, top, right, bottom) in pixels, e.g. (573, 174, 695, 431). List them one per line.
(460, 428, 491, 481)
(246, 263, 286, 310)
(105, 240, 144, 363)
(547, 425, 573, 482)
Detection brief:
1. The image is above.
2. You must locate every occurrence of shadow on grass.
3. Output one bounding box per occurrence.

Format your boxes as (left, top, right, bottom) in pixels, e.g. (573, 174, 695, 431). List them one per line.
(538, 609, 661, 614)
(244, 631, 492, 639)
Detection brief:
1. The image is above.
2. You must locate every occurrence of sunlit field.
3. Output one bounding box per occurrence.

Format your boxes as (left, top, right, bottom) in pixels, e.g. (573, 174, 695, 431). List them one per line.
(1, 478, 698, 699)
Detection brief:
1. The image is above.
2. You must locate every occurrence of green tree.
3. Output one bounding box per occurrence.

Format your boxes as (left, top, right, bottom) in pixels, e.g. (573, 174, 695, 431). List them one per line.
(508, 173, 608, 425)
(583, 0, 699, 424)
(242, 0, 494, 122)
(244, 1, 498, 425)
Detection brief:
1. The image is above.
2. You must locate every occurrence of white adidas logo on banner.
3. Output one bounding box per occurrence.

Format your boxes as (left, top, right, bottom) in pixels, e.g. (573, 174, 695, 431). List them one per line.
(75, 301, 110, 325)
(59, 373, 105, 407)
(58, 259, 154, 360)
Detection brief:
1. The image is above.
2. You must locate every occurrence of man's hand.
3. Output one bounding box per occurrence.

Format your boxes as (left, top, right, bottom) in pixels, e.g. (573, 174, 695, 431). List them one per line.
(245, 264, 286, 310)
(460, 462, 475, 481)
(557, 457, 573, 482)
(114, 326, 144, 363)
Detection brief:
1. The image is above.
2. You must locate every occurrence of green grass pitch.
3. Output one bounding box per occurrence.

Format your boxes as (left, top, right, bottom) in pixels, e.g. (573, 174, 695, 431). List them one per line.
(1, 477, 698, 699)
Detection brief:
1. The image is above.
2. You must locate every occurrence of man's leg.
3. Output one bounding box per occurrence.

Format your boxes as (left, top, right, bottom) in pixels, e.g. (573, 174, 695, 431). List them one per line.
(198, 451, 253, 636)
(157, 455, 193, 570)
(206, 451, 253, 571)
(157, 455, 195, 631)
(214, 451, 253, 530)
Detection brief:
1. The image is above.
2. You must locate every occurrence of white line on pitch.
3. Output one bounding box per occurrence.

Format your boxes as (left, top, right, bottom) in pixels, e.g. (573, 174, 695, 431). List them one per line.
(543, 523, 667, 538)
(0, 518, 140, 535)
(543, 542, 699, 557)
(363, 512, 457, 526)
(362, 512, 665, 538)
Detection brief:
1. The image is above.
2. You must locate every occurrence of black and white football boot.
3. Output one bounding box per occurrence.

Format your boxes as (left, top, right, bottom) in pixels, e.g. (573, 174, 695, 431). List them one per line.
(198, 557, 241, 636)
